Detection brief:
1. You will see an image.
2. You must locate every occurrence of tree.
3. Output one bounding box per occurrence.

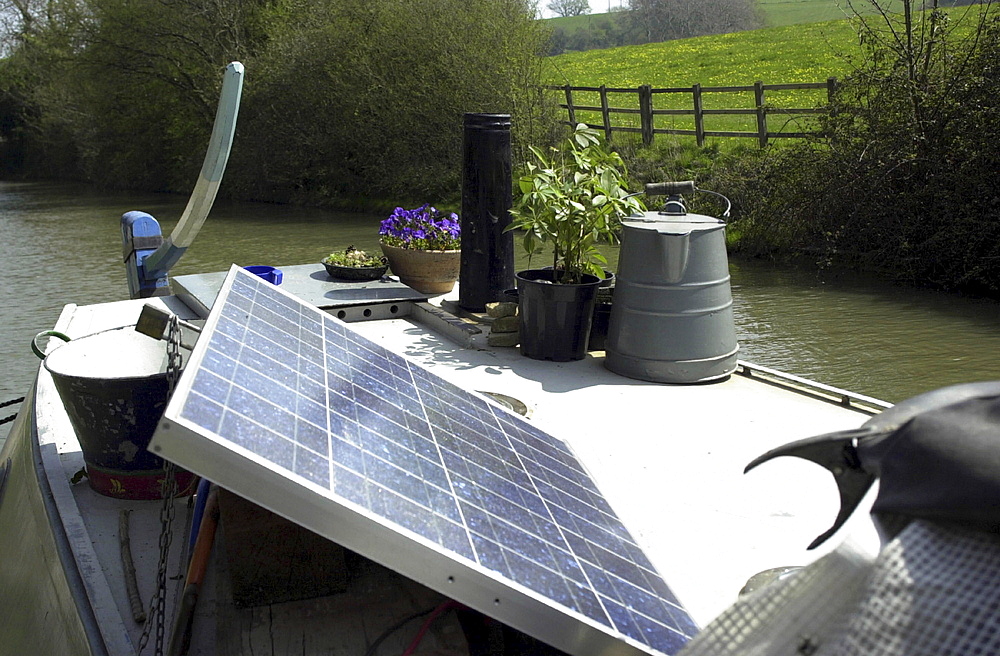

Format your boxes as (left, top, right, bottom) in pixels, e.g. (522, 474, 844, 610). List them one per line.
(2, 0, 552, 203)
(547, 0, 589, 17)
(228, 0, 551, 203)
(0, 0, 78, 51)
(625, 0, 759, 43)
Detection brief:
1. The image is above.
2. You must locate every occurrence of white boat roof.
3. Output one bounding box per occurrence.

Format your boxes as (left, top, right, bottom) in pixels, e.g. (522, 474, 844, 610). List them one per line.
(340, 301, 885, 626)
(31, 267, 886, 654)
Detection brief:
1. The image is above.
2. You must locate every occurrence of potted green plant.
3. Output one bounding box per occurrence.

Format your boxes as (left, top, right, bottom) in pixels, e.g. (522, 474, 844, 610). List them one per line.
(322, 246, 389, 281)
(379, 204, 462, 294)
(507, 124, 644, 361)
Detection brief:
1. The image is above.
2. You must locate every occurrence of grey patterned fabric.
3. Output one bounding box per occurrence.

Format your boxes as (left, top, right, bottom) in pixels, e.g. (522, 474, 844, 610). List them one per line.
(680, 520, 1000, 656)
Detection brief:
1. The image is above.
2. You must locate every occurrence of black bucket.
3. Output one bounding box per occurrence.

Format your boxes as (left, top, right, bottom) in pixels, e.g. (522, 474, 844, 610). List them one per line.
(42, 328, 196, 499)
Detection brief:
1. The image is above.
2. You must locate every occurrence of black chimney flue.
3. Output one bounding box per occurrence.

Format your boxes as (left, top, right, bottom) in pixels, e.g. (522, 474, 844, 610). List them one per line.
(460, 113, 513, 312)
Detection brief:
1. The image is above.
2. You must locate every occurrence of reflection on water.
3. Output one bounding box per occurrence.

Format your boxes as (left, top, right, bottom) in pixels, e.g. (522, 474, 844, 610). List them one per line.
(2, 181, 999, 445)
(730, 261, 1000, 403)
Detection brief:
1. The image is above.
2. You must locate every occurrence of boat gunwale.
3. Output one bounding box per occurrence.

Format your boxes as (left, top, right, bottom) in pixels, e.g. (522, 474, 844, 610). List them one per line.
(735, 360, 892, 415)
(28, 376, 116, 656)
(32, 302, 139, 656)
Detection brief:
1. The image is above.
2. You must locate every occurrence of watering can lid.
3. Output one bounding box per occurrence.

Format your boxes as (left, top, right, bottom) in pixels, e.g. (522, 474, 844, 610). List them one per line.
(623, 211, 725, 234)
(43, 328, 170, 381)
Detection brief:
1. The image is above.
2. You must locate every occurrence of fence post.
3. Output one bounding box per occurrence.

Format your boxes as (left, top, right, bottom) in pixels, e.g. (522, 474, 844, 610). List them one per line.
(754, 80, 767, 148)
(692, 83, 704, 147)
(639, 85, 653, 146)
(564, 85, 576, 126)
(599, 85, 612, 142)
(826, 77, 839, 144)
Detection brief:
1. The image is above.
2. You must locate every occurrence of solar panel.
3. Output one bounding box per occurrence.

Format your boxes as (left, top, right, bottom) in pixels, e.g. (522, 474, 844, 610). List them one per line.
(150, 266, 696, 656)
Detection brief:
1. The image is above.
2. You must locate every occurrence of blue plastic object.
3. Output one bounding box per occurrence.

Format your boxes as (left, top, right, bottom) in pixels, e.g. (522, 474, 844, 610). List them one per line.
(188, 478, 212, 557)
(121, 211, 171, 298)
(243, 265, 282, 285)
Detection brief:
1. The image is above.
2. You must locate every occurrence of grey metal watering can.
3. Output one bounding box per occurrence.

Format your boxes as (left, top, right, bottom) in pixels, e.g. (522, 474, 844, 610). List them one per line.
(605, 182, 739, 384)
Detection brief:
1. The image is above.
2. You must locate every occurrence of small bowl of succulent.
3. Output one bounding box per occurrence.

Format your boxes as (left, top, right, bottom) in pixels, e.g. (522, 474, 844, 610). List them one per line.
(321, 246, 389, 281)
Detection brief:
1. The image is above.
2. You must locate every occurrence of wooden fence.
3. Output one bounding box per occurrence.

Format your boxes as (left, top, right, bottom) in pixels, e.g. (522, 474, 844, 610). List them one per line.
(546, 78, 838, 147)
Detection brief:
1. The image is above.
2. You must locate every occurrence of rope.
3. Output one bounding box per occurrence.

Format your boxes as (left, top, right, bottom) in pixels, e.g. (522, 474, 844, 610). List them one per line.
(1, 397, 24, 426)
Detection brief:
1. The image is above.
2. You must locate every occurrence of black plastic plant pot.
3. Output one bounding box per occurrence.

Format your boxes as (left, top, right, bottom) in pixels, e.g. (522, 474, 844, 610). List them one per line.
(515, 269, 602, 362)
(589, 302, 613, 352)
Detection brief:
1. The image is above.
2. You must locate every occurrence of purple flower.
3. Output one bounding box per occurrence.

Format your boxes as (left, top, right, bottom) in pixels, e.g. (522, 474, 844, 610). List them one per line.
(379, 204, 461, 250)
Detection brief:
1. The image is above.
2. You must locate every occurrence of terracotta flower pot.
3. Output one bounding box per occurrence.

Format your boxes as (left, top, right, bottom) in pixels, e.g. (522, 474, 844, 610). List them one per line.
(379, 243, 460, 294)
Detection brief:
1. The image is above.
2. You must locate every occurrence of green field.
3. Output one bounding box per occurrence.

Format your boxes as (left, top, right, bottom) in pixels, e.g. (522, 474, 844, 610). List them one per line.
(758, 0, 981, 27)
(544, 1, 971, 30)
(545, 19, 856, 88)
(544, 20, 856, 137)
(541, 1, 863, 138)
(541, 0, 854, 36)
(759, 0, 871, 27)
(542, 2, 991, 141)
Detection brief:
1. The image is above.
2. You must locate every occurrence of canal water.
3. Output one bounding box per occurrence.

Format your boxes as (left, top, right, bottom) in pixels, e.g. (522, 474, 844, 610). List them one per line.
(2, 180, 999, 445)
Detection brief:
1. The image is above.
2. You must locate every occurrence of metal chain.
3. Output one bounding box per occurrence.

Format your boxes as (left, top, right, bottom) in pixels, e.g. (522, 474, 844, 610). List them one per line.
(137, 315, 182, 655)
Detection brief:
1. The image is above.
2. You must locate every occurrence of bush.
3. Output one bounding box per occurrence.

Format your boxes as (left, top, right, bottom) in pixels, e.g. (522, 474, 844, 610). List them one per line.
(716, 2, 1000, 296)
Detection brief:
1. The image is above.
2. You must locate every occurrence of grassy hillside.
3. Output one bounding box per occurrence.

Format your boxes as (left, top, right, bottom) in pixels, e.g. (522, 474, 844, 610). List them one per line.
(544, 12, 621, 32)
(543, 19, 857, 136)
(542, 0, 861, 33)
(758, 0, 861, 27)
(758, 0, 984, 27)
(544, 1, 974, 30)
(542, 2, 991, 140)
(544, 20, 856, 88)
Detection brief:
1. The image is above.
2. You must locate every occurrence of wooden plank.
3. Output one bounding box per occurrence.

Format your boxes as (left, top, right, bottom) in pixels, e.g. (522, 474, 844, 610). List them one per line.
(560, 84, 604, 92)
(702, 108, 757, 116)
(703, 130, 759, 138)
(652, 128, 698, 136)
(762, 82, 829, 91)
(767, 108, 827, 115)
(562, 104, 604, 112)
(767, 132, 818, 139)
(698, 85, 755, 93)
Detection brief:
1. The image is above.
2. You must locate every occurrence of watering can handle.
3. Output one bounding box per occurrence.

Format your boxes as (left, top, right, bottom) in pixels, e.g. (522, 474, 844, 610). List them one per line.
(645, 181, 696, 196)
(32, 330, 71, 360)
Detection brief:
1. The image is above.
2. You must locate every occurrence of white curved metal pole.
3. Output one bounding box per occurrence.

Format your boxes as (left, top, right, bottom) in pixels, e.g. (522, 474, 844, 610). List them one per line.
(143, 61, 245, 278)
